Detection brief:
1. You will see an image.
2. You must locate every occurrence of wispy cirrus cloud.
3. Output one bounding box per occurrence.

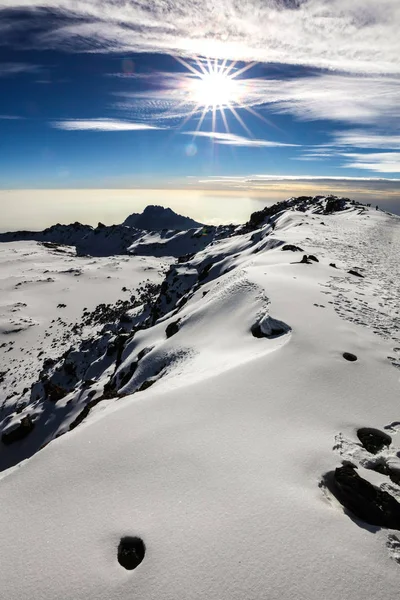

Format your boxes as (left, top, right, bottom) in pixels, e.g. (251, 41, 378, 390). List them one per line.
(293, 132, 400, 172)
(248, 74, 400, 127)
(332, 131, 400, 150)
(0, 62, 41, 76)
(341, 152, 400, 173)
(0, 1, 399, 75)
(51, 118, 162, 131)
(182, 130, 298, 147)
(114, 71, 400, 130)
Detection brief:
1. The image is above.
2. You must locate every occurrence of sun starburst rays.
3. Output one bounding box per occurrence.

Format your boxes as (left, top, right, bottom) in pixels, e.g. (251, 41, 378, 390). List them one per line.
(172, 56, 263, 141)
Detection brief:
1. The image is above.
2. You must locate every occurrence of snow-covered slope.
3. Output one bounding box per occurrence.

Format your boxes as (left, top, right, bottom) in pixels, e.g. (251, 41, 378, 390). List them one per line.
(0, 242, 171, 420)
(1, 196, 400, 600)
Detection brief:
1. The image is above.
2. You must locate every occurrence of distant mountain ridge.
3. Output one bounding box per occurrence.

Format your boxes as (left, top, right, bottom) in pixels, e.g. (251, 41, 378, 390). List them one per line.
(0, 205, 206, 257)
(0, 196, 381, 258)
(123, 205, 203, 230)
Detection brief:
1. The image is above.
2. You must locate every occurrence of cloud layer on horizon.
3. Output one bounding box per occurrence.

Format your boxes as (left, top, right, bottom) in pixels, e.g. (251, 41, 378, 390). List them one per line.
(191, 173, 400, 200)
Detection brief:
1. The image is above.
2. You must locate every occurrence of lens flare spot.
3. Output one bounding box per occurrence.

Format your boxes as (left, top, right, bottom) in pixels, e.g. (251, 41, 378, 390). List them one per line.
(185, 143, 197, 157)
(122, 58, 135, 75)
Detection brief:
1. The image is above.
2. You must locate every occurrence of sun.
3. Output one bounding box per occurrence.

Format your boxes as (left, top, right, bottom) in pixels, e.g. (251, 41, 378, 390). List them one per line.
(188, 70, 243, 108)
(174, 56, 260, 136)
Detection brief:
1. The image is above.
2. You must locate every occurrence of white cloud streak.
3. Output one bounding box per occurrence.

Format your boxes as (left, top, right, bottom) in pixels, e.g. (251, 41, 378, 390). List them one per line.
(342, 152, 400, 173)
(0, 1, 400, 74)
(51, 118, 161, 131)
(246, 74, 400, 126)
(183, 130, 298, 147)
(332, 131, 400, 150)
(0, 62, 41, 76)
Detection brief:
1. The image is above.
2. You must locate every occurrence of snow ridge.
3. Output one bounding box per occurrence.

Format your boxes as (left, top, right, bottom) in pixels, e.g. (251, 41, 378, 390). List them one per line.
(0, 194, 382, 470)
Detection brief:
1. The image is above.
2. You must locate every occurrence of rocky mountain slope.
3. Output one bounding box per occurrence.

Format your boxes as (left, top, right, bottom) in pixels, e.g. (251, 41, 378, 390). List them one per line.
(1, 195, 400, 600)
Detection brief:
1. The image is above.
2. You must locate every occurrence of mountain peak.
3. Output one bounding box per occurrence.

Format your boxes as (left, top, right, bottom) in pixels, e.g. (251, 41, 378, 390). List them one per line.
(123, 205, 203, 231)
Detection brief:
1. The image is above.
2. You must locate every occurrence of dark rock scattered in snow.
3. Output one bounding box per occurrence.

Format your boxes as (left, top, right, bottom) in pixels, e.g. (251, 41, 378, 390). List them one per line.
(166, 320, 180, 338)
(137, 346, 153, 361)
(177, 252, 196, 264)
(325, 197, 346, 214)
(138, 380, 155, 392)
(1, 415, 35, 445)
(198, 263, 212, 282)
(281, 244, 304, 252)
(251, 316, 291, 339)
(343, 352, 358, 362)
(43, 380, 67, 403)
(68, 392, 107, 430)
(299, 255, 313, 264)
(329, 263, 337, 268)
(329, 464, 400, 530)
(117, 537, 145, 570)
(348, 269, 364, 278)
(297, 254, 319, 264)
(357, 428, 392, 454)
(118, 362, 138, 389)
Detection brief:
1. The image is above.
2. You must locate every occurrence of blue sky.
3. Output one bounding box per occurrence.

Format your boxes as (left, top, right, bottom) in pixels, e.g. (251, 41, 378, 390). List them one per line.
(0, 0, 399, 195)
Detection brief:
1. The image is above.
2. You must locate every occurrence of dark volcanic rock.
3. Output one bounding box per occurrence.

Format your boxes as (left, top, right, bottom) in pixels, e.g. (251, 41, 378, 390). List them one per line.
(2, 415, 35, 445)
(251, 316, 291, 339)
(43, 380, 67, 402)
(325, 197, 346, 214)
(165, 320, 180, 338)
(329, 464, 400, 529)
(117, 537, 145, 570)
(357, 428, 392, 454)
(198, 263, 212, 282)
(138, 379, 155, 392)
(343, 352, 358, 362)
(281, 244, 304, 252)
(348, 269, 364, 278)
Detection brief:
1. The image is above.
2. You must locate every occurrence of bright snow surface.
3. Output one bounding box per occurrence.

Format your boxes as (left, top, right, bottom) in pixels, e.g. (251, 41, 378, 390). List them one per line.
(1, 200, 400, 599)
